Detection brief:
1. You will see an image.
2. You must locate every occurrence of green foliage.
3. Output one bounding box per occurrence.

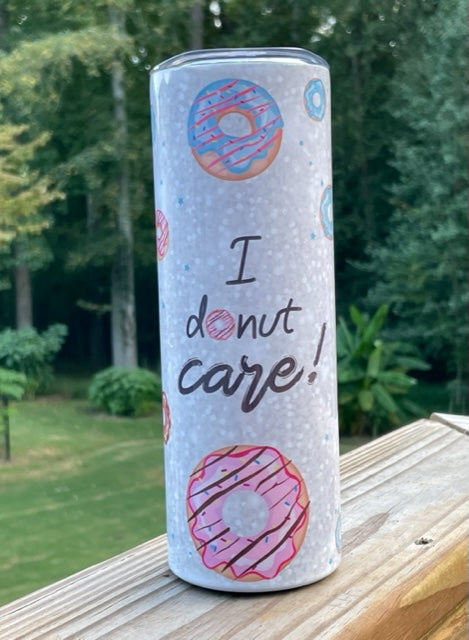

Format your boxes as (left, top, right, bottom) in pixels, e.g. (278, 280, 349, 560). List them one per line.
(0, 0, 464, 398)
(88, 366, 161, 417)
(0, 367, 27, 401)
(0, 123, 62, 244)
(337, 305, 430, 437)
(365, 0, 468, 394)
(0, 324, 68, 395)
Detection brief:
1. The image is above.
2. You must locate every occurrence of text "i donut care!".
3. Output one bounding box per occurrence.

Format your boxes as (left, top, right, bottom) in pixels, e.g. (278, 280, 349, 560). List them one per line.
(178, 235, 327, 412)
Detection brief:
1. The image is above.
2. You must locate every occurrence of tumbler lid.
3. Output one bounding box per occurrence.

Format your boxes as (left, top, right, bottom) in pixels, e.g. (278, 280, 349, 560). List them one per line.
(151, 47, 328, 74)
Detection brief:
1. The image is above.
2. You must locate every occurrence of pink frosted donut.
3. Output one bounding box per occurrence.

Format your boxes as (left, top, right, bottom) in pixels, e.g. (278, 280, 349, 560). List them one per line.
(155, 209, 169, 260)
(205, 308, 235, 340)
(186, 444, 310, 582)
(162, 391, 171, 444)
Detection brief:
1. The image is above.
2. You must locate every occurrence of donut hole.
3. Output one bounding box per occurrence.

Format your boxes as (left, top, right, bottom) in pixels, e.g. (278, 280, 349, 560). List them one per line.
(312, 91, 322, 107)
(222, 489, 269, 537)
(218, 112, 252, 138)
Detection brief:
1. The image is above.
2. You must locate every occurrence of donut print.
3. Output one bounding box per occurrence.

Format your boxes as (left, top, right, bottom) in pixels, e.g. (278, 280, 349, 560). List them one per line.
(186, 444, 310, 581)
(205, 308, 235, 340)
(335, 513, 342, 553)
(304, 78, 326, 121)
(187, 79, 283, 180)
(155, 209, 169, 260)
(162, 391, 171, 444)
(319, 185, 333, 240)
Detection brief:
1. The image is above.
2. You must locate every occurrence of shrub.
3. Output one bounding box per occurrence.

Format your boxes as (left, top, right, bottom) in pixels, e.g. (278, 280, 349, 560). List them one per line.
(0, 324, 68, 395)
(88, 367, 161, 417)
(337, 305, 430, 438)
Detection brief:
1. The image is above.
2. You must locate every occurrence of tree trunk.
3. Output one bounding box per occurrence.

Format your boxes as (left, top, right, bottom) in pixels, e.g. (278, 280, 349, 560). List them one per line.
(189, 0, 204, 49)
(86, 192, 108, 368)
(0, 1, 9, 51)
(14, 240, 33, 328)
(2, 396, 11, 462)
(109, 7, 137, 368)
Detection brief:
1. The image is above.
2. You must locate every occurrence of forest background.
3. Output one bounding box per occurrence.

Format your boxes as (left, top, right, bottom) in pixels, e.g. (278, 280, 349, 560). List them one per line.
(0, 0, 467, 415)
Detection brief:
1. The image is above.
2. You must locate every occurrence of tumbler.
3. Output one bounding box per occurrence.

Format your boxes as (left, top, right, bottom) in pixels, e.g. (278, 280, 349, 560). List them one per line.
(149, 48, 341, 592)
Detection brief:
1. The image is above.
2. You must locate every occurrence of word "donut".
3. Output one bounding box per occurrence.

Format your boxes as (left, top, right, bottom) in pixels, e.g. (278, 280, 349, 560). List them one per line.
(187, 444, 309, 581)
(187, 79, 283, 181)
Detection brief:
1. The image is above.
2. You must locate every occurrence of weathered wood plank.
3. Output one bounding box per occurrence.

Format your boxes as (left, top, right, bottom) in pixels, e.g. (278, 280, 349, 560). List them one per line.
(422, 602, 468, 640)
(431, 412, 469, 435)
(0, 418, 467, 640)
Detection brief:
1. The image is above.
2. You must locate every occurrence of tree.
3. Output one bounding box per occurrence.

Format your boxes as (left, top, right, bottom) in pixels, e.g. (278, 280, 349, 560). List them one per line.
(0, 123, 62, 327)
(0, 0, 461, 387)
(365, 0, 468, 408)
(0, 1, 140, 364)
(312, 0, 434, 312)
(109, 5, 137, 367)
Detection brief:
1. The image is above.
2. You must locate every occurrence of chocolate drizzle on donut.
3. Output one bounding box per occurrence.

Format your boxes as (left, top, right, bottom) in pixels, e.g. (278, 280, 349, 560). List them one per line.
(188, 446, 272, 520)
(189, 445, 239, 477)
(223, 501, 310, 578)
(186, 444, 310, 581)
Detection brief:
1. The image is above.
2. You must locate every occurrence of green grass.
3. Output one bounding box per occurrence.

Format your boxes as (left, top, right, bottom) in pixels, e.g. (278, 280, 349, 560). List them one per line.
(0, 395, 165, 606)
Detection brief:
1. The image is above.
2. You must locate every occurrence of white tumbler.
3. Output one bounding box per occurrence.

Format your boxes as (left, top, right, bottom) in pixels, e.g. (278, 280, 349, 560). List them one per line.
(150, 48, 341, 592)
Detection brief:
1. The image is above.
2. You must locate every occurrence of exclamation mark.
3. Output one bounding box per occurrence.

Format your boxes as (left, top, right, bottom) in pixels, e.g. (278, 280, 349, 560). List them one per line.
(307, 323, 327, 384)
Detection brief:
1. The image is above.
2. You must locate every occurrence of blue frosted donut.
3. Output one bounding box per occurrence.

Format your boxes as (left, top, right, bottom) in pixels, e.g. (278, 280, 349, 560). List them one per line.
(187, 78, 283, 180)
(304, 78, 326, 121)
(320, 185, 333, 240)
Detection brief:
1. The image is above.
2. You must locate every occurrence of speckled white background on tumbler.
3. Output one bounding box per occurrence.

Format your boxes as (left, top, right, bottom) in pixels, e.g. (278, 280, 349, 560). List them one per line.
(150, 52, 341, 592)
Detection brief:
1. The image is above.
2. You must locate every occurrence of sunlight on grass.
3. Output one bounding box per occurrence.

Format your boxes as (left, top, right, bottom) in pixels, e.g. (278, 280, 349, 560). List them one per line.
(0, 397, 165, 606)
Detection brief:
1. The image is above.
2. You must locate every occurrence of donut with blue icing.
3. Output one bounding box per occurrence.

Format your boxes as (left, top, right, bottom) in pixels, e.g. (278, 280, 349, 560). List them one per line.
(320, 185, 333, 240)
(304, 78, 326, 121)
(188, 79, 283, 180)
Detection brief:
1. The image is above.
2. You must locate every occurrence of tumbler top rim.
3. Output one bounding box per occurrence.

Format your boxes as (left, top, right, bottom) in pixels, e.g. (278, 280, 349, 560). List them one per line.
(151, 47, 328, 73)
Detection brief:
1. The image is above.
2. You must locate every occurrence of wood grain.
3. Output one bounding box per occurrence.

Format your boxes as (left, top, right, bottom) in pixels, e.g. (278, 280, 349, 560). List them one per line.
(0, 415, 467, 640)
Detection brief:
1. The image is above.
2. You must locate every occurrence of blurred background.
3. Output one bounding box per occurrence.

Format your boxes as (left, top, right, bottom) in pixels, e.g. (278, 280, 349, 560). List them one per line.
(1, 0, 467, 410)
(0, 0, 467, 605)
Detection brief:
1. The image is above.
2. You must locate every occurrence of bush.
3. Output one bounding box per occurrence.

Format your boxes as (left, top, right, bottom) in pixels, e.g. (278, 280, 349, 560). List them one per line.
(88, 367, 161, 417)
(337, 305, 430, 438)
(0, 324, 68, 395)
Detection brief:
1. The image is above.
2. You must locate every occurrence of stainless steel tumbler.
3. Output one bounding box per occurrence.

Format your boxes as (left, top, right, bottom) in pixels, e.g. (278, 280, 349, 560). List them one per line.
(150, 48, 341, 592)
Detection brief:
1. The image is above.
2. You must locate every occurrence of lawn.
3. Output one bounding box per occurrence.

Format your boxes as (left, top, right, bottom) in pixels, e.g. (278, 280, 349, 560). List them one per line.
(0, 394, 165, 606)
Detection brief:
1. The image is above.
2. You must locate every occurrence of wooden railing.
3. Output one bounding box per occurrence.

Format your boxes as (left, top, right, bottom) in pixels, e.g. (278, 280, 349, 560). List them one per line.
(0, 413, 468, 639)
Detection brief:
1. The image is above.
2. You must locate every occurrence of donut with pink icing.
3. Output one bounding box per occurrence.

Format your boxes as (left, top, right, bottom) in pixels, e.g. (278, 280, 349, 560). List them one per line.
(155, 209, 169, 260)
(187, 79, 283, 180)
(205, 308, 235, 340)
(162, 391, 171, 444)
(186, 444, 309, 581)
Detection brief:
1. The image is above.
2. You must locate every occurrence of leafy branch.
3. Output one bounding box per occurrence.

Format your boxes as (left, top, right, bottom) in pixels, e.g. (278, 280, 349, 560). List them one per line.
(337, 304, 430, 437)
